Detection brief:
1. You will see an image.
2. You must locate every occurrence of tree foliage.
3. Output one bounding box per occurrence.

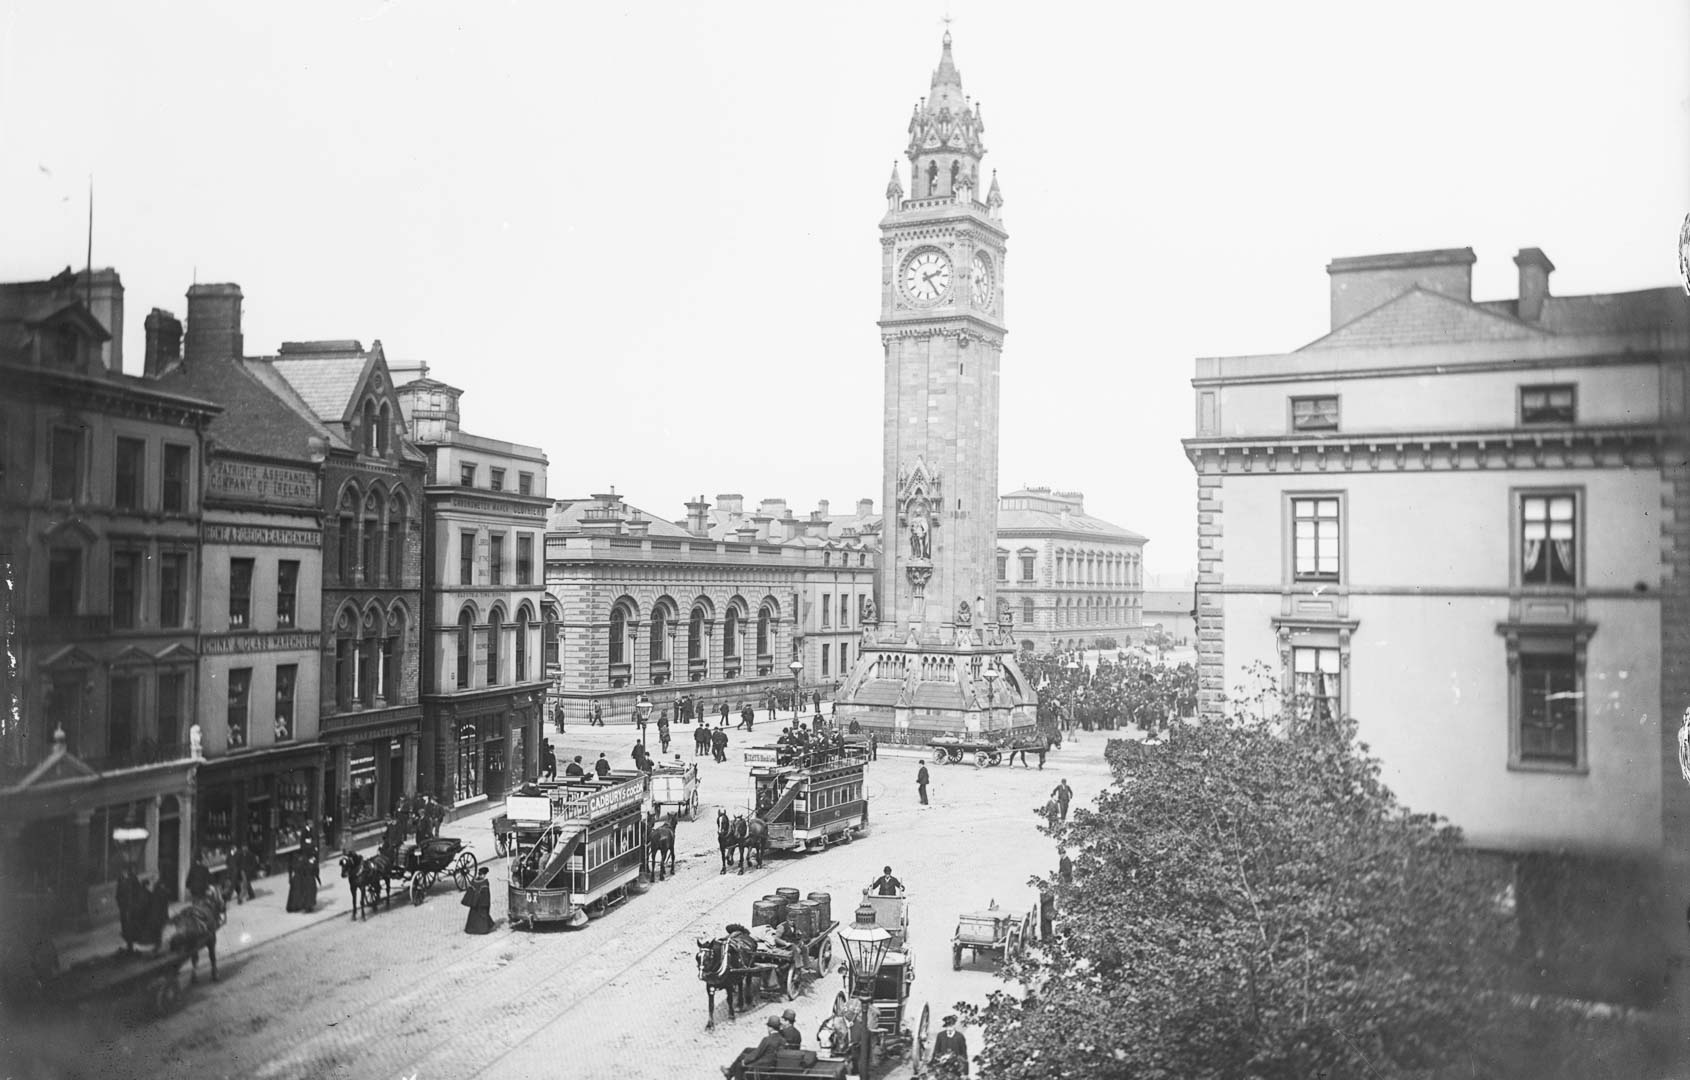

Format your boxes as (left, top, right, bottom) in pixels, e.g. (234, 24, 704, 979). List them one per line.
(959, 687, 1521, 1079)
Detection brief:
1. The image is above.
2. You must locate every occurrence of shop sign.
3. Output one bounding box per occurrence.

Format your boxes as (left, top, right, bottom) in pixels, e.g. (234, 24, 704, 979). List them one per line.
(203, 524, 321, 548)
(203, 631, 322, 656)
(208, 459, 317, 506)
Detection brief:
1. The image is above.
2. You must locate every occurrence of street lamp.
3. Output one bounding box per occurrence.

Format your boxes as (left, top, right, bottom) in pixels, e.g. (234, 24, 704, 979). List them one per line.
(634, 693, 653, 739)
(789, 658, 805, 722)
(983, 667, 999, 713)
(837, 905, 894, 1078)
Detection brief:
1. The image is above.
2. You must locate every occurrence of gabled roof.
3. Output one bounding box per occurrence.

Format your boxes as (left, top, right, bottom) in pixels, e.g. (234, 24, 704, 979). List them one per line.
(1299, 286, 1553, 351)
(1475, 287, 1690, 337)
(151, 356, 331, 460)
(267, 350, 376, 424)
(243, 359, 349, 451)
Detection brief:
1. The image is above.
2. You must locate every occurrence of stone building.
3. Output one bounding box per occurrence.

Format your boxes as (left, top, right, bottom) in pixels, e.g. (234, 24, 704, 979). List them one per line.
(0, 267, 218, 923)
(835, 31, 1036, 735)
(397, 372, 549, 806)
(148, 293, 329, 878)
(1183, 245, 1690, 1002)
(266, 338, 427, 848)
(995, 487, 1147, 652)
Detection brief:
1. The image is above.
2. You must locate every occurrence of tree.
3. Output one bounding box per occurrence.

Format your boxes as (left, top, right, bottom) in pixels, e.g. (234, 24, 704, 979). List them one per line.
(959, 689, 1520, 1079)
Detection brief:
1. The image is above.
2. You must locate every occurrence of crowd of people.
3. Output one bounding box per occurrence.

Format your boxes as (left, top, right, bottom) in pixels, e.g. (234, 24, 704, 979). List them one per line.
(1020, 648, 1197, 734)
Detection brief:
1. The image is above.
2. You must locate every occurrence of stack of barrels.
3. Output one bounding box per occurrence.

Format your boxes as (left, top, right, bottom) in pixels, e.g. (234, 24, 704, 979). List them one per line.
(751, 887, 834, 940)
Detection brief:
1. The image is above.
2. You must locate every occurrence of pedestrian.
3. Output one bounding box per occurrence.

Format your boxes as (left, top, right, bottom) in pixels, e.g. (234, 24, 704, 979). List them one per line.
(117, 866, 145, 952)
(779, 1008, 802, 1048)
(767, 694, 776, 723)
(590, 698, 604, 727)
(811, 690, 821, 713)
(285, 847, 318, 913)
(1036, 736, 1049, 770)
(594, 752, 611, 778)
(554, 701, 566, 734)
(1052, 778, 1073, 822)
(462, 866, 494, 934)
(565, 754, 585, 777)
(185, 851, 211, 899)
(868, 732, 878, 761)
(1058, 849, 1073, 885)
(931, 1015, 969, 1075)
(658, 719, 672, 755)
(542, 741, 558, 781)
(917, 763, 930, 806)
(740, 705, 755, 731)
(711, 726, 729, 763)
(235, 844, 258, 903)
(632, 741, 648, 770)
(719, 700, 731, 726)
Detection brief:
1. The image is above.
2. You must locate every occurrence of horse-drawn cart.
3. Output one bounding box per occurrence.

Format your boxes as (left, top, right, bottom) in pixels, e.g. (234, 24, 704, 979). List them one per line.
(952, 901, 1033, 969)
(29, 945, 196, 1017)
(929, 730, 1043, 768)
(649, 759, 700, 821)
(397, 836, 478, 906)
(696, 890, 839, 1028)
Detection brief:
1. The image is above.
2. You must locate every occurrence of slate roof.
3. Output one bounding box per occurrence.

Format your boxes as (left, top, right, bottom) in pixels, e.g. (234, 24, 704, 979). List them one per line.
(267, 352, 373, 423)
(548, 499, 695, 538)
(1476, 287, 1690, 337)
(150, 358, 331, 460)
(997, 503, 1146, 542)
(243, 361, 351, 451)
(1299, 287, 1551, 351)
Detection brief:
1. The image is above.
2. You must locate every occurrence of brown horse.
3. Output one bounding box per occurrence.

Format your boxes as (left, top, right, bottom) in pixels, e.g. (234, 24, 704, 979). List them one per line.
(647, 810, 680, 881)
(338, 850, 396, 920)
(730, 813, 768, 875)
(695, 931, 759, 1029)
(166, 890, 225, 983)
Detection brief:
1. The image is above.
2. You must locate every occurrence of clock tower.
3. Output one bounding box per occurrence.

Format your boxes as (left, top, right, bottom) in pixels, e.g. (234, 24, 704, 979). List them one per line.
(837, 31, 1035, 734)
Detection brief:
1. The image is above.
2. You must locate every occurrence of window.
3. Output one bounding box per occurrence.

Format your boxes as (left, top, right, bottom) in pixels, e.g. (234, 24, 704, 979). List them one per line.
(377, 403, 391, 456)
(461, 531, 476, 586)
(1521, 493, 1576, 586)
(1021, 554, 1035, 582)
(460, 462, 475, 487)
(839, 643, 849, 671)
(386, 503, 405, 585)
(457, 610, 473, 689)
(1291, 497, 1341, 581)
(380, 637, 397, 702)
(517, 535, 533, 585)
(108, 674, 139, 761)
(689, 609, 704, 660)
(358, 640, 376, 707)
(821, 644, 831, 677)
(157, 672, 184, 754)
(518, 472, 533, 496)
(1509, 643, 1584, 769)
(50, 426, 83, 501)
(275, 664, 297, 741)
(1520, 384, 1576, 425)
(48, 672, 84, 751)
(362, 401, 377, 454)
(544, 611, 560, 669)
(609, 607, 627, 667)
(821, 593, 831, 628)
(227, 668, 251, 749)
(276, 561, 299, 628)
(48, 548, 81, 616)
(362, 514, 379, 584)
(335, 636, 354, 708)
(1022, 597, 1035, 625)
(338, 513, 355, 582)
(1291, 646, 1341, 727)
(159, 553, 187, 628)
(840, 594, 850, 628)
(723, 608, 740, 659)
(489, 534, 505, 586)
(487, 611, 502, 685)
(516, 612, 529, 682)
(490, 467, 505, 492)
(162, 444, 190, 511)
(229, 558, 254, 628)
(757, 609, 771, 655)
(997, 552, 1008, 581)
(1291, 395, 1340, 431)
(114, 438, 144, 510)
(111, 551, 142, 629)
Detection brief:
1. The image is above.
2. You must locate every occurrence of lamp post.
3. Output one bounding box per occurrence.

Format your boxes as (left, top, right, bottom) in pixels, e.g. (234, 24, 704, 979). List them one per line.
(634, 693, 653, 742)
(983, 668, 999, 730)
(837, 906, 894, 1079)
(789, 658, 804, 723)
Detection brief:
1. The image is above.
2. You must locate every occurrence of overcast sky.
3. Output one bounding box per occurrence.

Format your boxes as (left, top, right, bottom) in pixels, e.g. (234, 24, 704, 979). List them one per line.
(4, 1, 1686, 579)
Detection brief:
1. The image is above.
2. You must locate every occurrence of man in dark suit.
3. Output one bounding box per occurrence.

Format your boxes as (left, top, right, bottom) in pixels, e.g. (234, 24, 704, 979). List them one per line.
(931, 1014, 969, 1075)
(722, 1016, 787, 1078)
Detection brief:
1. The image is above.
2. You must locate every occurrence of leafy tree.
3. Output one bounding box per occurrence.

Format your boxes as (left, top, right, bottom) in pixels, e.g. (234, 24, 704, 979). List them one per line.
(959, 678, 1521, 1079)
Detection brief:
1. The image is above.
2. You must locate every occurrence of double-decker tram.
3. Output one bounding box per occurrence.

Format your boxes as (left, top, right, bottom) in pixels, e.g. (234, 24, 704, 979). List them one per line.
(506, 771, 649, 929)
(744, 739, 869, 853)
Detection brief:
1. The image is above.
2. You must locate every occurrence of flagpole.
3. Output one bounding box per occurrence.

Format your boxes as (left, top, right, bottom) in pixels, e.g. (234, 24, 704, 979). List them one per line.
(84, 176, 94, 308)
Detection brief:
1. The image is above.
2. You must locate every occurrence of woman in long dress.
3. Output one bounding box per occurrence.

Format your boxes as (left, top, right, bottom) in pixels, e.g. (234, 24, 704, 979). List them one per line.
(462, 867, 494, 934)
(285, 849, 318, 913)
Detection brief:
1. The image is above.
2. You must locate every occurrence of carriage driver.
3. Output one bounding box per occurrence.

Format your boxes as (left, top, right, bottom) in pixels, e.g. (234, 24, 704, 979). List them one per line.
(721, 1016, 786, 1079)
(869, 866, 904, 896)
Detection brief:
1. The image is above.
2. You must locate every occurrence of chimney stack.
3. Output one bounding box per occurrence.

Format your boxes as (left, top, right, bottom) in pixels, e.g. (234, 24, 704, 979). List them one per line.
(1325, 248, 1474, 330)
(817, 499, 830, 517)
(1513, 247, 1554, 323)
(143, 308, 183, 377)
(185, 283, 243, 365)
(685, 496, 711, 537)
(857, 498, 874, 517)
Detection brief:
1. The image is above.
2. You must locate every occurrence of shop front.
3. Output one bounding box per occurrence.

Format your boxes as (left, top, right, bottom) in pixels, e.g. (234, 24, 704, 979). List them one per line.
(194, 742, 327, 879)
(321, 711, 420, 849)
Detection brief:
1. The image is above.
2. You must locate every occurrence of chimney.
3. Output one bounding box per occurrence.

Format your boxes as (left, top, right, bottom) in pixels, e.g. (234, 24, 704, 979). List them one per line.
(1513, 247, 1554, 323)
(735, 522, 759, 545)
(143, 308, 183, 377)
(857, 498, 874, 517)
(715, 493, 745, 515)
(625, 515, 651, 537)
(685, 496, 711, 537)
(781, 513, 802, 541)
(752, 513, 774, 542)
(1325, 248, 1474, 330)
(75, 269, 125, 372)
(185, 283, 244, 365)
(817, 499, 830, 517)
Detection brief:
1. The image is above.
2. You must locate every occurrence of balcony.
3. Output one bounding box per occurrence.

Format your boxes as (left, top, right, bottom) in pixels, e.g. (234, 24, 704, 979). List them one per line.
(21, 614, 112, 641)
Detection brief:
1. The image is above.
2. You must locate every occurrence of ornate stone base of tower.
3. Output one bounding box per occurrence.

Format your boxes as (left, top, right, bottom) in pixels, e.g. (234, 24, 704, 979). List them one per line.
(833, 611, 1038, 741)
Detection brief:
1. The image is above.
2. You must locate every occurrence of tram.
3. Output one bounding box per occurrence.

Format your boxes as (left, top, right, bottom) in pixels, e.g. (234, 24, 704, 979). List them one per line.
(743, 742, 869, 852)
(506, 771, 649, 929)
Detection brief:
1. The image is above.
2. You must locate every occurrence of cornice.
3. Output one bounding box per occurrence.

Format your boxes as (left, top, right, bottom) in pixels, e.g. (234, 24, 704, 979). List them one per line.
(1183, 424, 1671, 474)
(878, 321, 1005, 347)
(1190, 348, 1681, 388)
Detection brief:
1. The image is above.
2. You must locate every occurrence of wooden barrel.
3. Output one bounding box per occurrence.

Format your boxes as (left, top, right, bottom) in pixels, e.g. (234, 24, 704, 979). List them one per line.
(774, 886, 802, 903)
(806, 891, 832, 928)
(788, 899, 819, 940)
(752, 897, 787, 928)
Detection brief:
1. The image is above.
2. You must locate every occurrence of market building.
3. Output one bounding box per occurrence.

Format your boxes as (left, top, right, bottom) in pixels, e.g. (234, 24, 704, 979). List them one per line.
(0, 267, 218, 923)
(148, 291, 329, 880)
(266, 337, 427, 848)
(1183, 245, 1690, 1003)
(397, 372, 549, 806)
(994, 487, 1147, 653)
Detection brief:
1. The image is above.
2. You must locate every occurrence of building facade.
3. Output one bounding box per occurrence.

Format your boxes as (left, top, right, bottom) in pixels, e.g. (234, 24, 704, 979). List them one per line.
(0, 268, 217, 924)
(149, 294, 329, 879)
(995, 487, 1147, 652)
(1183, 246, 1690, 1001)
(398, 374, 549, 806)
(267, 338, 427, 848)
(836, 31, 1035, 733)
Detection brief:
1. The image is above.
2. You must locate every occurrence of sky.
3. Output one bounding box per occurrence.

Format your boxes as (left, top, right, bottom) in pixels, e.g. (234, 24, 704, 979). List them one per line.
(3, 0, 1686, 580)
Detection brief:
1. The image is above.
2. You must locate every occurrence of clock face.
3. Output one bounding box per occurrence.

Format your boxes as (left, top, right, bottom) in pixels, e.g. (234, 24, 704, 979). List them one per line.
(902, 248, 953, 303)
(971, 252, 995, 308)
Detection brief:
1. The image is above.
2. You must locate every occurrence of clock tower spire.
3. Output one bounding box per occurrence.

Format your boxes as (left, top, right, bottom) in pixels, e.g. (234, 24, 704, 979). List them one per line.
(837, 29, 1034, 734)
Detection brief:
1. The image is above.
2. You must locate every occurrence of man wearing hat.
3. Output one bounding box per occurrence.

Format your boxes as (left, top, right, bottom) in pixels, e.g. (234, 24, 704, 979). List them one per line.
(779, 1008, 802, 1048)
(931, 1014, 969, 1075)
(722, 1016, 786, 1078)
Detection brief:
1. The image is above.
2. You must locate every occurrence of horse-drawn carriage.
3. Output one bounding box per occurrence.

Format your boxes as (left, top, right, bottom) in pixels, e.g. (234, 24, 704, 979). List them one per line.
(339, 814, 478, 916)
(696, 888, 840, 1028)
(928, 728, 1043, 769)
(649, 759, 700, 821)
(951, 900, 1033, 969)
(507, 771, 650, 930)
(811, 891, 927, 1076)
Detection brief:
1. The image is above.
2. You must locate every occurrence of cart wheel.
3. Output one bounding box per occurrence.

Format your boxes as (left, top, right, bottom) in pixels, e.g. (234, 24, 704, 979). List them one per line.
(915, 1003, 932, 1071)
(931, 747, 948, 764)
(947, 748, 964, 765)
(952, 943, 963, 970)
(495, 833, 510, 858)
(586, 900, 607, 920)
(782, 961, 797, 1001)
(1004, 926, 1020, 962)
(987, 750, 1003, 768)
(814, 936, 834, 975)
(454, 850, 478, 889)
(410, 876, 425, 906)
(973, 751, 988, 770)
(689, 791, 700, 820)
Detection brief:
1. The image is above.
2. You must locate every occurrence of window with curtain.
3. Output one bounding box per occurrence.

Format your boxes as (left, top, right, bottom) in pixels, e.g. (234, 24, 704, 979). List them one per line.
(1292, 646, 1341, 728)
(227, 667, 252, 748)
(275, 664, 297, 741)
(1521, 493, 1576, 586)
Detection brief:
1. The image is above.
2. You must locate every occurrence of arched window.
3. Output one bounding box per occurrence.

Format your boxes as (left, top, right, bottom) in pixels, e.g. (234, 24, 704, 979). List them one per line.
(723, 606, 741, 660)
(688, 608, 704, 661)
(377, 403, 391, 456)
(487, 609, 502, 686)
(649, 606, 668, 664)
(387, 494, 406, 586)
(362, 491, 381, 585)
(457, 608, 473, 689)
(756, 607, 772, 656)
(515, 605, 530, 682)
(362, 400, 377, 455)
(609, 606, 626, 667)
(544, 607, 560, 671)
(337, 487, 358, 583)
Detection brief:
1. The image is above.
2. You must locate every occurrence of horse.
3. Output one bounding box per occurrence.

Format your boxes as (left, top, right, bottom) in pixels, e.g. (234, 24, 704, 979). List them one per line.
(647, 810, 680, 882)
(730, 813, 768, 875)
(717, 809, 737, 875)
(695, 931, 759, 1029)
(338, 850, 396, 920)
(167, 890, 225, 983)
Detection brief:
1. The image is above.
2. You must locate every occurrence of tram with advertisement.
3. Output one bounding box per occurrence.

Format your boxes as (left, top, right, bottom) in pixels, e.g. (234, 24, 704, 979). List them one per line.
(744, 741, 869, 853)
(505, 771, 650, 929)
